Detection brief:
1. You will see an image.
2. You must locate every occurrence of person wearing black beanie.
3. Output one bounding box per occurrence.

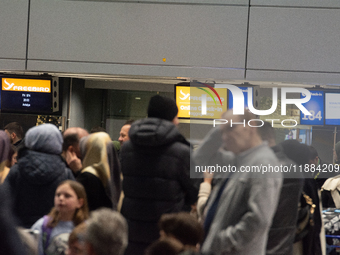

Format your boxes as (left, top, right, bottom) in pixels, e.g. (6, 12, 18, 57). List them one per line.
(120, 95, 198, 255)
(147, 95, 179, 125)
(280, 140, 311, 166)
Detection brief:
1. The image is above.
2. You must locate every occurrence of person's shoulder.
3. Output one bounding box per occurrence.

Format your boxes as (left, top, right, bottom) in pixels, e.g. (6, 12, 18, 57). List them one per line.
(171, 139, 190, 151)
(63, 167, 75, 179)
(168, 132, 190, 149)
(165, 141, 190, 162)
(257, 144, 279, 161)
(77, 170, 92, 179)
(77, 169, 101, 184)
(120, 140, 133, 152)
(8, 163, 19, 173)
(243, 143, 277, 163)
(56, 220, 74, 229)
(31, 217, 44, 230)
(4, 164, 20, 182)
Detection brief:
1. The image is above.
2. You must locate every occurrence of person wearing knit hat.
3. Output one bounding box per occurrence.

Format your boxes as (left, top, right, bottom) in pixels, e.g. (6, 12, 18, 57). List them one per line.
(120, 95, 198, 255)
(4, 124, 74, 228)
(147, 95, 179, 126)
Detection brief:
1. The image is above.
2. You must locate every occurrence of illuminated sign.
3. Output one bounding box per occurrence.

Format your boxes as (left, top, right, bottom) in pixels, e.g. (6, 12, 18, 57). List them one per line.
(300, 90, 324, 126)
(2, 78, 50, 93)
(325, 93, 340, 125)
(1, 77, 53, 113)
(175, 86, 227, 119)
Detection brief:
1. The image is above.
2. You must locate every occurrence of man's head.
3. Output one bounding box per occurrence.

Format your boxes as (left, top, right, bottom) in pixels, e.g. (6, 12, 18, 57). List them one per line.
(280, 140, 311, 166)
(90, 126, 106, 134)
(118, 120, 134, 146)
(62, 127, 89, 174)
(158, 212, 203, 248)
(147, 95, 179, 126)
(220, 110, 262, 155)
(67, 222, 87, 255)
(63, 127, 89, 158)
(4, 122, 24, 145)
(308, 146, 319, 166)
(145, 238, 184, 255)
(85, 208, 128, 255)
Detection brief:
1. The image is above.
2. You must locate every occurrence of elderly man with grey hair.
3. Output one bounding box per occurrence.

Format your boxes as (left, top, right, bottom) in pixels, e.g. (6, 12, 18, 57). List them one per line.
(85, 208, 128, 255)
(194, 110, 282, 255)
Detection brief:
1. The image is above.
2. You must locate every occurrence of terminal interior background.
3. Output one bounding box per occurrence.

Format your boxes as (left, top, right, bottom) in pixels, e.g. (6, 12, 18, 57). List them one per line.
(1, 0, 340, 164)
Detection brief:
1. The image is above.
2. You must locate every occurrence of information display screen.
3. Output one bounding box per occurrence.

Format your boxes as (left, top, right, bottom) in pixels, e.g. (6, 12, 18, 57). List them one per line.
(325, 93, 340, 125)
(300, 90, 324, 126)
(1, 77, 52, 113)
(175, 85, 227, 119)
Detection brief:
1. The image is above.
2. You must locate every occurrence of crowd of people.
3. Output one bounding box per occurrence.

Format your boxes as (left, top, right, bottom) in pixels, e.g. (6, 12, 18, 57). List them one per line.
(0, 94, 339, 255)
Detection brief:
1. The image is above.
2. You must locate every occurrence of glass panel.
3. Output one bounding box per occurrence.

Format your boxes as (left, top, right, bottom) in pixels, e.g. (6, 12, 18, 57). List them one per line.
(106, 89, 174, 142)
(106, 90, 173, 119)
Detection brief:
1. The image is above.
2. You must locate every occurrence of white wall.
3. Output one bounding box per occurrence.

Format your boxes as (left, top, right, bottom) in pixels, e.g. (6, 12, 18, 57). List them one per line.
(0, 0, 28, 70)
(1, 0, 340, 84)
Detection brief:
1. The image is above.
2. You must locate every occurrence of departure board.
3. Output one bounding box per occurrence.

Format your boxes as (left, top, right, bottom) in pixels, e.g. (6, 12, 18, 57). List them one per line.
(1, 77, 53, 114)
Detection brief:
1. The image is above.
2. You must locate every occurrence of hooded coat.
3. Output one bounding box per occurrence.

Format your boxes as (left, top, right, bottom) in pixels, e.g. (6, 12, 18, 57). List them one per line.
(4, 124, 74, 228)
(120, 118, 198, 255)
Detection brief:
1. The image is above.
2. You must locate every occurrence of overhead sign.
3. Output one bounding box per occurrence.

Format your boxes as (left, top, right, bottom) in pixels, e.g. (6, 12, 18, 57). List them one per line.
(175, 86, 227, 119)
(2, 78, 51, 93)
(325, 93, 340, 125)
(300, 90, 324, 126)
(1, 77, 53, 113)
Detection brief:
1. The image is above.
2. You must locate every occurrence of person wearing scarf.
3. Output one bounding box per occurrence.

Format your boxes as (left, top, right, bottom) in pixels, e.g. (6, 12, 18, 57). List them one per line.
(77, 132, 121, 211)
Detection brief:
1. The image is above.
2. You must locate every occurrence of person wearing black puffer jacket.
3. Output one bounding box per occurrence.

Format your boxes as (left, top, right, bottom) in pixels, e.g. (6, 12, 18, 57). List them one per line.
(120, 95, 199, 255)
(4, 124, 74, 228)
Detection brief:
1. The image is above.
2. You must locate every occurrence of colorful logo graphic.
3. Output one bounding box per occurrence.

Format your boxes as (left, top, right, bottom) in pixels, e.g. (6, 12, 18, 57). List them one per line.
(175, 85, 227, 119)
(196, 82, 223, 106)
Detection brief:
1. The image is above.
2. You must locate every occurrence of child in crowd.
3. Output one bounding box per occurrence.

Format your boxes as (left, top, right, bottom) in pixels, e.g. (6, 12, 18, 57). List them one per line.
(158, 212, 204, 252)
(66, 223, 87, 255)
(31, 180, 89, 255)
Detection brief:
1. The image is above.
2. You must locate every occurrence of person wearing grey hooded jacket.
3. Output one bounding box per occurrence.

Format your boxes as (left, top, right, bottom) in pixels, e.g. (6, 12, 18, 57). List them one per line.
(4, 124, 74, 228)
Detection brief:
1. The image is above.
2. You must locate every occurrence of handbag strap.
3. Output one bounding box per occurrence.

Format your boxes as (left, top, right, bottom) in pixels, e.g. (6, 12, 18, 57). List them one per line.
(42, 215, 53, 253)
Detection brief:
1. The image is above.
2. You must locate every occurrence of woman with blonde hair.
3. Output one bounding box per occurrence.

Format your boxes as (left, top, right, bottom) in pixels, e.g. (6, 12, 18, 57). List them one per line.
(77, 132, 121, 211)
